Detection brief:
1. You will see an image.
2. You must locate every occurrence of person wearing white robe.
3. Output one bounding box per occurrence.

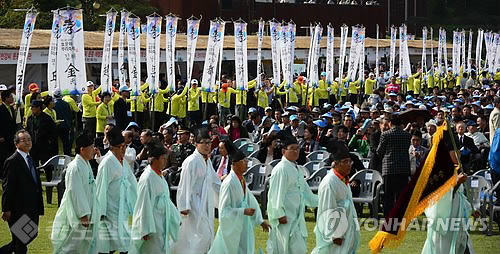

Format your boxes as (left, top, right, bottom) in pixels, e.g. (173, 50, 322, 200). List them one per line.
(208, 145, 271, 254)
(171, 129, 221, 254)
(266, 135, 318, 254)
(95, 128, 138, 254)
(421, 173, 476, 254)
(312, 149, 360, 254)
(130, 142, 181, 254)
(51, 134, 100, 254)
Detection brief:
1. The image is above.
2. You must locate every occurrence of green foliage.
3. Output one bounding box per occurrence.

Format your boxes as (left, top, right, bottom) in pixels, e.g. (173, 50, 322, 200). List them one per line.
(0, 0, 159, 31)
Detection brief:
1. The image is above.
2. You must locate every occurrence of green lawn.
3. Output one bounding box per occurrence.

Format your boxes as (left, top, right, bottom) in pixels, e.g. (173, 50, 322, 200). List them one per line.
(1, 189, 499, 254)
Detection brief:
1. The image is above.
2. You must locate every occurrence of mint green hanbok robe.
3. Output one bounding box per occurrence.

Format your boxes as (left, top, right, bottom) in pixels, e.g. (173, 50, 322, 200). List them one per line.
(130, 166, 181, 254)
(208, 170, 264, 254)
(422, 185, 475, 254)
(51, 155, 99, 254)
(311, 171, 360, 254)
(95, 151, 138, 253)
(171, 149, 221, 254)
(266, 157, 319, 254)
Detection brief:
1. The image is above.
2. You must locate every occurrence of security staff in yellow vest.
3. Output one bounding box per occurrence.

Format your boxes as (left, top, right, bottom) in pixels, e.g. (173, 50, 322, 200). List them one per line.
(201, 86, 217, 119)
(81, 81, 102, 135)
(412, 70, 423, 97)
(278, 78, 300, 107)
(130, 81, 151, 129)
(235, 79, 257, 121)
(188, 79, 201, 127)
(364, 73, 377, 100)
(318, 72, 329, 107)
(217, 83, 238, 126)
(347, 78, 361, 105)
(256, 83, 273, 116)
(167, 85, 189, 124)
(150, 84, 169, 131)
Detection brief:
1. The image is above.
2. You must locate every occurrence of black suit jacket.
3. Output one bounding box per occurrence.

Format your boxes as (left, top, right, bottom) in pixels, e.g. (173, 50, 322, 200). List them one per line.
(456, 134, 480, 154)
(2, 151, 44, 219)
(26, 112, 57, 160)
(212, 154, 232, 173)
(114, 97, 130, 131)
(0, 104, 17, 176)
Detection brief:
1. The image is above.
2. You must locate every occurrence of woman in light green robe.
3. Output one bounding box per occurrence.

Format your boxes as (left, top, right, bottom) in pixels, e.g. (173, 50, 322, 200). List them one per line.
(311, 152, 360, 254)
(51, 140, 100, 254)
(95, 147, 138, 253)
(421, 183, 475, 254)
(130, 163, 180, 254)
(266, 139, 318, 254)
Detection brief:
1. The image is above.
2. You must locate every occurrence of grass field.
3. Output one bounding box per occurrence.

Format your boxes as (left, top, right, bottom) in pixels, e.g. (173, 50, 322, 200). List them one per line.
(1, 189, 499, 254)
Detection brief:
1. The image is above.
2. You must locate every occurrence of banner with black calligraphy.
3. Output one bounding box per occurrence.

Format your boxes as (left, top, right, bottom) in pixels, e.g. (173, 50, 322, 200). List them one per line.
(165, 15, 178, 92)
(234, 21, 248, 90)
(57, 9, 86, 95)
(48, 11, 60, 95)
(257, 19, 264, 88)
(15, 10, 37, 103)
(118, 11, 128, 88)
(186, 18, 200, 86)
(101, 10, 117, 93)
(146, 16, 162, 94)
(269, 21, 281, 86)
(127, 17, 141, 96)
(201, 20, 222, 92)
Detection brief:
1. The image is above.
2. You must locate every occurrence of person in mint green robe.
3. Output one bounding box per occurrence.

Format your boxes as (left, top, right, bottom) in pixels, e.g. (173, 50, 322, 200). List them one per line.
(266, 135, 318, 254)
(130, 142, 181, 254)
(312, 149, 360, 254)
(51, 134, 100, 254)
(95, 128, 138, 253)
(208, 144, 271, 254)
(421, 173, 475, 254)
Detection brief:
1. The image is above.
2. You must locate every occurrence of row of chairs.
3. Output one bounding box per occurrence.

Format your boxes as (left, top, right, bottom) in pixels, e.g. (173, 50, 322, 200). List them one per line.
(468, 170, 500, 236)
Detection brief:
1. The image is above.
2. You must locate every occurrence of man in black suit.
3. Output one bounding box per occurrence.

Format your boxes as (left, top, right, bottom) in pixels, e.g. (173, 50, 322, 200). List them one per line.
(0, 90, 17, 178)
(376, 114, 412, 218)
(1, 130, 44, 253)
(455, 121, 480, 174)
(114, 85, 131, 131)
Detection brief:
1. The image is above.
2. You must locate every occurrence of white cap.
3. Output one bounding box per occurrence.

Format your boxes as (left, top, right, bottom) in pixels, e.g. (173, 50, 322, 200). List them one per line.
(0, 84, 7, 91)
(86, 81, 95, 87)
(191, 79, 199, 85)
(369, 72, 375, 76)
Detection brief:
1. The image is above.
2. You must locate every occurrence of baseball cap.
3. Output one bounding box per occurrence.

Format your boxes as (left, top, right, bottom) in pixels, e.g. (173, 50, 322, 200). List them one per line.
(313, 119, 327, 128)
(290, 114, 299, 121)
(248, 107, 257, 113)
(86, 81, 95, 87)
(191, 79, 199, 85)
(119, 85, 132, 92)
(0, 84, 7, 91)
(29, 83, 39, 92)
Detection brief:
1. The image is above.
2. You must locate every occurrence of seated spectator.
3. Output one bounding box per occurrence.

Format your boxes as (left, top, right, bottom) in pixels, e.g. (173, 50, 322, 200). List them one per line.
(256, 133, 282, 164)
(136, 129, 154, 161)
(211, 139, 232, 180)
(465, 120, 490, 169)
(409, 130, 429, 176)
(225, 115, 249, 141)
(455, 121, 481, 174)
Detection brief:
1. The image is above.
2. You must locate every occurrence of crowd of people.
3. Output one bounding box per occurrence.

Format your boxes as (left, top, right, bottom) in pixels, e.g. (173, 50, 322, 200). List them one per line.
(0, 62, 500, 253)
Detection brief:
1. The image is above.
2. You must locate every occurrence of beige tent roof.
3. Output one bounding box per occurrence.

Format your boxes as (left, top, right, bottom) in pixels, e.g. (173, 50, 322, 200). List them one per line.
(0, 28, 450, 50)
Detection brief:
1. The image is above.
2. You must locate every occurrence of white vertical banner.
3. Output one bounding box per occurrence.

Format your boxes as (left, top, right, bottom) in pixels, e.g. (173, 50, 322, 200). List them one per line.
(358, 27, 366, 81)
(186, 18, 201, 86)
(127, 17, 141, 96)
(100, 10, 117, 93)
(347, 26, 360, 81)
(257, 19, 264, 88)
(217, 21, 226, 85)
(288, 22, 296, 85)
(442, 28, 448, 73)
(399, 26, 403, 76)
(430, 28, 434, 73)
(306, 24, 314, 80)
(476, 29, 484, 70)
(234, 21, 248, 90)
(269, 20, 281, 86)
(15, 10, 37, 103)
(310, 24, 323, 88)
(118, 11, 128, 88)
(375, 24, 380, 78)
(491, 33, 500, 74)
(401, 25, 412, 78)
(467, 30, 473, 72)
(389, 26, 397, 77)
(201, 20, 222, 92)
(48, 11, 60, 94)
(280, 24, 289, 85)
(165, 15, 178, 92)
(437, 28, 443, 75)
(146, 15, 162, 94)
(422, 27, 427, 73)
(461, 31, 466, 69)
(338, 25, 348, 85)
(58, 9, 86, 95)
(326, 24, 334, 84)
(452, 31, 460, 76)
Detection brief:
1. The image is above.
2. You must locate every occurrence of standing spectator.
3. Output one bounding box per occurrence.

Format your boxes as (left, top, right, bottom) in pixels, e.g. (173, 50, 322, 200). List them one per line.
(1, 130, 44, 253)
(187, 79, 201, 127)
(82, 81, 101, 136)
(53, 90, 73, 155)
(114, 85, 131, 131)
(170, 128, 196, 169)
(26, 100, 57, 169)
(490, 97, 500, 144)
(96, 92, 113, 137)
(0, 90, 16, 178)
(376, 114, 412, 218)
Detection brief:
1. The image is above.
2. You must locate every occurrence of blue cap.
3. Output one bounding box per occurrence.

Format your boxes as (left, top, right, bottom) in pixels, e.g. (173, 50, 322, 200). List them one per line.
(269, 123, 281, 133)
(473, 95, 481, 99)
(321, 71, 327, 76)
(472, 101, 481, 107)
(405, 95, 413, 100)
(119, 85, 132, 92)
(484, 104, 494, 109)
(453, 98, 464, 103)
(202, 120, 208, 125)
(321, 112, 333, 119)
(165, 117, 178, 127)
(286, 106, 296, 111)
(313, 119, 327, 128)
(323, 103, 332, 109)
(389, 92, 397, 96)
(340, 105, 350, 110)
(248, 107, 257, 113)
(447, 105, 455, 109)
(290, 114, 299, 121)
(125, 121, 140, 130)
(467, 120, 477, 126)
